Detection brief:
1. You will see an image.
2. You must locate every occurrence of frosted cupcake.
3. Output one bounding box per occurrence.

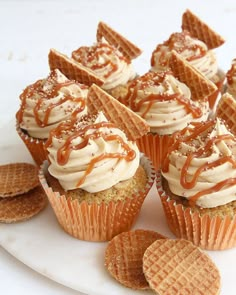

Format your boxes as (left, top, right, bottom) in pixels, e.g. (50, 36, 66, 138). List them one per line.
(151, 10, 225, 109)
(39, 111, 155, 241)
(157, 118, 236, 250)
(16, 69, 88, 165)
(125, 70, 209, 170)
(71, 21, 142, 101)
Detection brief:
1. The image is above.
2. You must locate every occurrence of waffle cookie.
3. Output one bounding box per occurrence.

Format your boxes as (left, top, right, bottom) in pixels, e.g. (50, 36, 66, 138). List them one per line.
(104, 229, 166, 289)
(0, 186, 47, 223)
(182, 9, 225, 50)
(216, 92, 236, 135)
(169, 50, 217, 101)
(87, 84, 150, 141)
(48, 48, 104, 87)
(0, 163, 39, 198)
(96, 21, 142, 60)
(143, 239, 221, 295)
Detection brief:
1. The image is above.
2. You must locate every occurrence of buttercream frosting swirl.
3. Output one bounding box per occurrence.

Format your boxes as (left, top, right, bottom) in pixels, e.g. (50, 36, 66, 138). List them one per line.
(46, 112, 140, 192)
(162, 119, 236, 208)
(16, 69, 88, 139)
(151, 31, 218, 81)
(72, 42, 136, 90)
(126, 71, 209, 134)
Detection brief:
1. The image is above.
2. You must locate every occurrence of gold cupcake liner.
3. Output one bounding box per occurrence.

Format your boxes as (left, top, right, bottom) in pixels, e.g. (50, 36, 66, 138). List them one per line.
(136, 133, 173, 171)
(16, 121, 47, 167)
(156, 172, 236, 250)
(39, 155, 155, 242)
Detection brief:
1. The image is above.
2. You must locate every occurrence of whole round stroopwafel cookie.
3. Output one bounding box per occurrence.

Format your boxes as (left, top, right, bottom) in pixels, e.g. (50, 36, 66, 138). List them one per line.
(105, 229, 166, 290)
(143, 239, 221, 295)
(0, 185, 47, 223)
(0, 163, 39, 197)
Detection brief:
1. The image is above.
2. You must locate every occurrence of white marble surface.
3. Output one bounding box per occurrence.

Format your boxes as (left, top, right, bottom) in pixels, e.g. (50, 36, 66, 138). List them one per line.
(1, 0, 236, 294)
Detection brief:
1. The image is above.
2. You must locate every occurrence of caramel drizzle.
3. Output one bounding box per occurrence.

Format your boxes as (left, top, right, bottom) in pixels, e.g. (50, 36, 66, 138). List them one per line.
(151, 31, 207, 67)
(163, 121, 236, 204)
(226, 63, 236, 85)
(46, 120, 136, 187)
(72, 43, 129, 78)
(16, 80, 86, 127)
(126, 72, 202, 118)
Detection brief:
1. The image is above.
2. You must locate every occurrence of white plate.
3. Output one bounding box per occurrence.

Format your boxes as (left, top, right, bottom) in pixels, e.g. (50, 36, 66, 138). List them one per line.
(0, 120, 235, 295)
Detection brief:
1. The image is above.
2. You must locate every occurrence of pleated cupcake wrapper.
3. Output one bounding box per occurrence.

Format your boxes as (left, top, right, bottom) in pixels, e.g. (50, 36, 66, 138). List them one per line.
(136, 133, 173, 171)
(39, 155, 155, 242)
(208, 69, 225, 110)
(16, 121, 47, 167)
(156, 173, 236, 250)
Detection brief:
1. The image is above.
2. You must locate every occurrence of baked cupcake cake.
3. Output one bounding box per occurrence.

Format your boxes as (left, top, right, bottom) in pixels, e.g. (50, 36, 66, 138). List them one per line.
(48, 22, 142, 102)
(157, 118, 236, 250)
(39, 84, 155, 241)
(126, 50, 217, 170)
(151, 10, 225, 109)
(16, 69, 88, 166)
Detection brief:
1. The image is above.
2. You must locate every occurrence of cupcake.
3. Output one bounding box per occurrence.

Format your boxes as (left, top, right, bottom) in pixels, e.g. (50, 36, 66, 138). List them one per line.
(39, 111, 155, 241)
(71, 21, 142, 101)
(125, 70, 210, 170)
(16, 69, 88, 166)
(151, 10, 225, 109)
(157, 118, 236, 250)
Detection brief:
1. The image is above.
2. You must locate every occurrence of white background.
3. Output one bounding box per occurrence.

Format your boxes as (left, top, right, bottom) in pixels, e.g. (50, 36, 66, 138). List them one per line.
(0, 0, 236, 294)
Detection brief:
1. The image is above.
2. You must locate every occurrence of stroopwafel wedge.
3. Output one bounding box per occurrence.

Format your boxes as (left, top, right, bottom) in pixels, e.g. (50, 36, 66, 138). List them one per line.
(216, 92, 236, 135)
(182, 9, 225, 49)
(0, 163, 39, 198)
(96, 21, 142, 60)
(87, 84, 150, 141)
(0, 185, 47, 223)
(105, 229, 166, 290)
(169, 50, 217, 101)
(143, 239, 221, 295)
(48, 48, 104, 87)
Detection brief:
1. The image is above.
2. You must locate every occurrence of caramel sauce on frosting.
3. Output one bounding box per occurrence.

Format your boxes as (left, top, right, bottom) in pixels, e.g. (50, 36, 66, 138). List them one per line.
(46, 112, 139, 192)
(16, 70, 88, 139)
(151, 31, 207, 67)
(125, 71, 208, 134)
(71, 42, 136, 90)
(162, 119, 236, 208)
(151, 31, 218, 81)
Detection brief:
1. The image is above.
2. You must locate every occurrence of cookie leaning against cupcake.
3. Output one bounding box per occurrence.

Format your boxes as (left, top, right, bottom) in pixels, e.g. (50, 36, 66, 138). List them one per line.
(157, 118, 236, 250)
(39, 84, 155, 242)
(16, 69, 88, 166)
(125, 50, 217, 170)
(48, 21, 142, 102)
(151, 9, 225, 109)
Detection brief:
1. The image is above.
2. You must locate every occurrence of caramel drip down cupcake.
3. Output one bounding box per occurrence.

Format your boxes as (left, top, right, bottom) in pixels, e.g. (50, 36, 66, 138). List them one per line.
(16, 69, 88, 166)
(157, 119, 236, 250)
(39, 112, 155, 241)
(125, 71, 209, 170)
(151, 30, 225, 109)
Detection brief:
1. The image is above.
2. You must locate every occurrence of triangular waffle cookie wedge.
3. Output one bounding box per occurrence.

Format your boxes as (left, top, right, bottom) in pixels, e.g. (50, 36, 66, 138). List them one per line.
(87, 84, 150, 141)
(105, 229, 166, 290)
(0, 186, 47, 223)
(0, 163, 39, 198)
(143, 239, 221, 295)
(216, 92, 236, 135)
(182, 9, 225, 49)
(96, 21, 142, 60)
(48, 48, 104, 87)
(169, 50, 217, 101)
